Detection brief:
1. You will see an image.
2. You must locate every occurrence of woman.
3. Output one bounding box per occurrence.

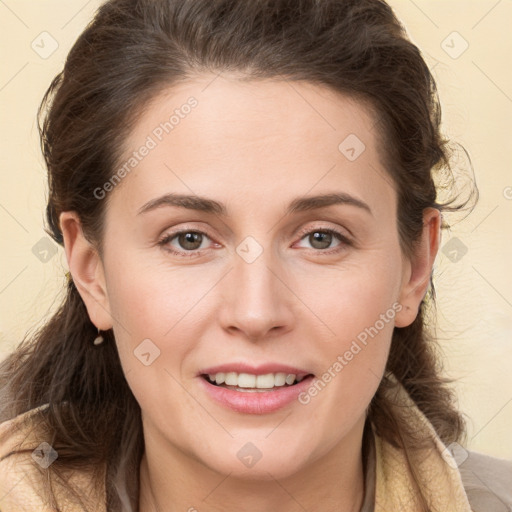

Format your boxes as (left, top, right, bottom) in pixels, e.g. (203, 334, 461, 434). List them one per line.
(0, 0, 510, 511)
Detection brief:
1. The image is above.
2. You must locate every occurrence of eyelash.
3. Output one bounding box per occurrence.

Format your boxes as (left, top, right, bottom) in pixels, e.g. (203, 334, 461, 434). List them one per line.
(157, 226, 352, 258)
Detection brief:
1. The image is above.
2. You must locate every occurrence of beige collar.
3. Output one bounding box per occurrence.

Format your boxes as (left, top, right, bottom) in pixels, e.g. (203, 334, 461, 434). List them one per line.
(369, 374, 472, 512)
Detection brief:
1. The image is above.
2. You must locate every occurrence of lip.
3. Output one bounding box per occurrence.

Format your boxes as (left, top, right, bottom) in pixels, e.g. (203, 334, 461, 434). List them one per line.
(198, 362, 312, 379)
(198, 373, 316, 414)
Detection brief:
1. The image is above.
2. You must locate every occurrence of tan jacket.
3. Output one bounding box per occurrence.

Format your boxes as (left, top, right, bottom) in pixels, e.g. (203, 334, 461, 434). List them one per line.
(1, 381, 511, 511)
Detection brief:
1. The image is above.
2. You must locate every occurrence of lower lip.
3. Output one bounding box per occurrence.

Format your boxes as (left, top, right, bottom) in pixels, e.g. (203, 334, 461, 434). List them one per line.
(198, 375, 316, 414)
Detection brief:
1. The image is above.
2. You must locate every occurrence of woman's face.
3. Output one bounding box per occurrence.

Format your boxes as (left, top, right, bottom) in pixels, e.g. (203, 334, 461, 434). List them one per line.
(70, 76, 432, 479)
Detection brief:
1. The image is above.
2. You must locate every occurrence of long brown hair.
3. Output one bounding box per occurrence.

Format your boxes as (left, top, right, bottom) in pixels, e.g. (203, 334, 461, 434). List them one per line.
(0, 0, 477, 510)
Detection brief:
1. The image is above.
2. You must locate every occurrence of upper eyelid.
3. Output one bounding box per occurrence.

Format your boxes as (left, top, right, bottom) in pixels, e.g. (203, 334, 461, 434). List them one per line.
(295, 224, 350, 238)
(160, 223, 348, 238)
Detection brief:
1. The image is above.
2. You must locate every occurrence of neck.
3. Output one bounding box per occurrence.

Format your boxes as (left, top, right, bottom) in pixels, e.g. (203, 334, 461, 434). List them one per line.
(138, 416, 367, 512)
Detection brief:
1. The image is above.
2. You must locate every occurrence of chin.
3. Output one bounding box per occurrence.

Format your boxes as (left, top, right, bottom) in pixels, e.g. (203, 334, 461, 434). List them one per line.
(201, 447, 310, 481)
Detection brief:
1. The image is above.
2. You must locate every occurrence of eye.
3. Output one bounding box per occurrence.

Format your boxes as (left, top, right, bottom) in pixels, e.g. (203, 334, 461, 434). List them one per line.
(157, 226, 352, 258)
(295, 227, 351, 253)
(157, 230, 214, 257)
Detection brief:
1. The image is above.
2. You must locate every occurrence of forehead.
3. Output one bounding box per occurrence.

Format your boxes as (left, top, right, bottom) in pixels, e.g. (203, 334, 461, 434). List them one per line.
(108, 75, 395, 218)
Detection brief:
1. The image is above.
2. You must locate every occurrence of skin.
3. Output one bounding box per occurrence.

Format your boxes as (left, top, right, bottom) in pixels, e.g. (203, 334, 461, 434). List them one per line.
(60, 75, 440, 512)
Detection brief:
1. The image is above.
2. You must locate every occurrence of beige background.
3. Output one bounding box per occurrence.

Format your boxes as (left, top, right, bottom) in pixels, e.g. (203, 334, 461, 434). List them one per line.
(1, 1, 511, 458)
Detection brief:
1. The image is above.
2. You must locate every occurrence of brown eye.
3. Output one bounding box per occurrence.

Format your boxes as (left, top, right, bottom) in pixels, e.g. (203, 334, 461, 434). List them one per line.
(158, 230, 212, 257)
(295, 227, 351, 254)
(177, 232, 204, 250)
(308, 231, 333, 250)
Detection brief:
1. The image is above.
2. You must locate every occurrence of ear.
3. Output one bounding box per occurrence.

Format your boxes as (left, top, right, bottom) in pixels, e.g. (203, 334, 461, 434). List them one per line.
(59, 211, 113, 331)
(394, 207, 441, 328)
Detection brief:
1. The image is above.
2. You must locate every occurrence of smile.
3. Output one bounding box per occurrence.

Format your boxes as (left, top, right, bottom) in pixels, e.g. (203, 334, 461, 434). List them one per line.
(199, 372, 316, 414)
(203, 371, 309, 390)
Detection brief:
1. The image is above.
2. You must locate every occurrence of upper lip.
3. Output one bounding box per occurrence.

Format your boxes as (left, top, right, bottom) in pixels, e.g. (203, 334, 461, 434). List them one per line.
(199, 363, 313, 379)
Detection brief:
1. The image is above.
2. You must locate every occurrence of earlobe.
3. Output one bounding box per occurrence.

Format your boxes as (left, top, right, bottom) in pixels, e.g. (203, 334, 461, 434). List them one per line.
(394, 208, 441, 328)
(59, 211, 113, 331)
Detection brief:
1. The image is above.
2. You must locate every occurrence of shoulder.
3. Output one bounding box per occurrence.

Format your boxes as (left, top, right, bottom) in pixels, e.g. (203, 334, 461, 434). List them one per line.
(0, 405, 54, 511)
(459, 448, 512, 512)
(0, 405, 107, 512)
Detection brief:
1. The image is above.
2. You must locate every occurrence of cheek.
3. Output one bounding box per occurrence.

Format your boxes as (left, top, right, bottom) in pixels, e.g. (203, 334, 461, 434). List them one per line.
(297, 283, 397, 448)
(106, 257, 210, 338)
(103, 255, 226, 397)
(103, 261, 207, 422)
(294, 249, 401, 411)
(299, 247, 402, 344)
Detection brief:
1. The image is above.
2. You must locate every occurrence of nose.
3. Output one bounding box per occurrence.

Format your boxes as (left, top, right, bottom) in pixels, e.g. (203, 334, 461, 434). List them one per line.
(218, 246, 295, 342)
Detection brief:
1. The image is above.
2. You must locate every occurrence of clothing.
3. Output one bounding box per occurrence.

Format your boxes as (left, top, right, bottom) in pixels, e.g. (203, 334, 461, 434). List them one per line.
(1, 379, 511, 511)
(358, 379, 512, 512)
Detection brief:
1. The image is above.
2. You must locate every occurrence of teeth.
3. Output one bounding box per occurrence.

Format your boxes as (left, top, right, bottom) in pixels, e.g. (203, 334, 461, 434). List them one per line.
(214, 372, 226, 385)
(240, 373, 257, 387)
(285, 374, 295, 385)
(274, 373, 286, 386)
(225, 372, 238, 385)
(206, 372, 305, 389)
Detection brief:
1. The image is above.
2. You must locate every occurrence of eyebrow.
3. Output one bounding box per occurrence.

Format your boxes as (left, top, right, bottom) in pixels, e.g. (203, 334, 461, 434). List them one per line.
(137, 192, 373, 217)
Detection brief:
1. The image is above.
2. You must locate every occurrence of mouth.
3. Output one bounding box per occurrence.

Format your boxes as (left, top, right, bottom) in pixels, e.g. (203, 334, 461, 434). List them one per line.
(198, 370, 316, 414)
(200, 371, 315, 392)
(197, 363, 316, 413)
